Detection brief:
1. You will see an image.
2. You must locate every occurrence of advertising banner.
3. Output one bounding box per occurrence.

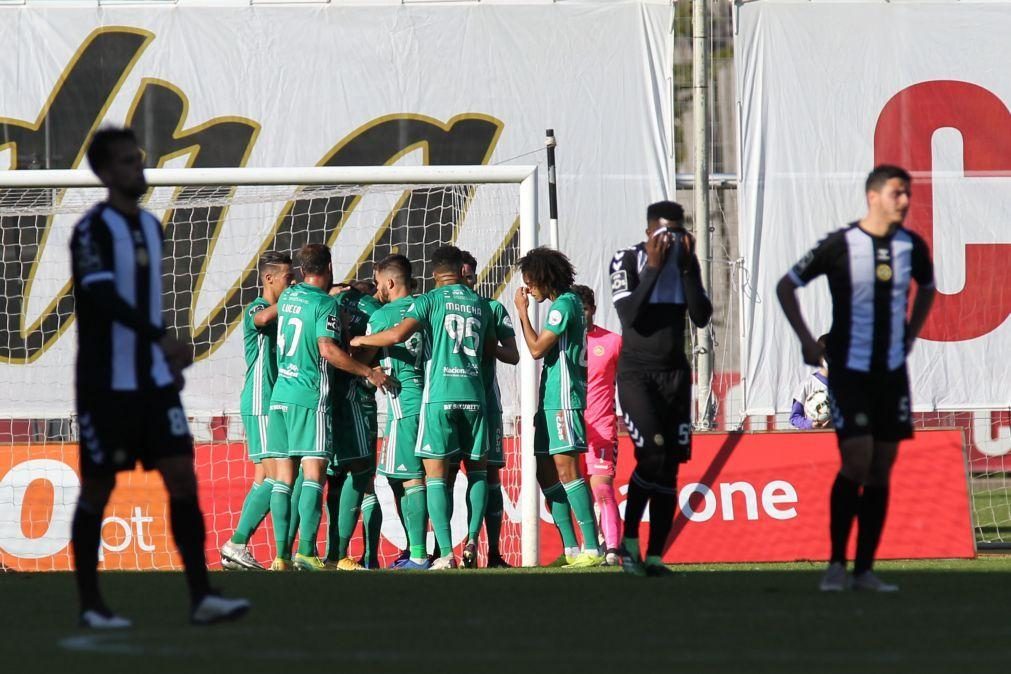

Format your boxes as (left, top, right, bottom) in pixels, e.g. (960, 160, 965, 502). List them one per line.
(0, 2, 673, 418)
(736, 1, 1011, 413)
(0, 429, 972, 570)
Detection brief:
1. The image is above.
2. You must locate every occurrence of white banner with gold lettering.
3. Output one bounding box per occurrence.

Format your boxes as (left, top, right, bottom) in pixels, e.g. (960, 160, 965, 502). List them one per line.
(0, 2, 673, 417)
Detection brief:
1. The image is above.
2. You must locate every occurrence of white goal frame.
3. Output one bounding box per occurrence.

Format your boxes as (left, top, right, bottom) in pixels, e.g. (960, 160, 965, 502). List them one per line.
(1, 165, 541, 567)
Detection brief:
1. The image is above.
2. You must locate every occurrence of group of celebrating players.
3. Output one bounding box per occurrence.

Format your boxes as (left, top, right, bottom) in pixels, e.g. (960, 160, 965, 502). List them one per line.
(215, 187, 727, 576)
(219, 239, 630, 572)
(67, 125, 934, 628)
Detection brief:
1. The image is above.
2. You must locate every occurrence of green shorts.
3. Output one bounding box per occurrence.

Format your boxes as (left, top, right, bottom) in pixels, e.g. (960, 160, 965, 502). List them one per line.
(241, 414, 269, 464)
(417, 402, 486, 461)
(534, 408, 587, 456)
(378, 414, 424, 480)
(486, 410, 505, 467)
(332, 401, 377, 468)
(265, 402, 333, 460)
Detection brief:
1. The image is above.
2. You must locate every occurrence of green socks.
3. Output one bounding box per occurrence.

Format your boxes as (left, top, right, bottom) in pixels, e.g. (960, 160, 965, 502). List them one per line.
(485, 480, 504, 555)
(543, 482, 578, 550)
(645, 554, 663, 567)
(269, 481, 292, 560)
(623, 537, 641, 560)
(432, 472, 457, 558)
(297, 480, 324, 557)
(362, 494, 382, 567)
(337, 469, 371, 559)
(426, 477, 453, 556)
(286, 469, 304, 553)
(231, 478, 275, 545)
(325, 472, 345, 562)
(563, 478, 600, 553)
(402, 484, 428, 561)
(465, 470, 488, 543)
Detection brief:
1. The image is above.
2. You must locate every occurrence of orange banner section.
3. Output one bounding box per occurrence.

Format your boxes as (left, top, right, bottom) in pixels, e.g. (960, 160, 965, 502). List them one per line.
(0, 445, 179, 571)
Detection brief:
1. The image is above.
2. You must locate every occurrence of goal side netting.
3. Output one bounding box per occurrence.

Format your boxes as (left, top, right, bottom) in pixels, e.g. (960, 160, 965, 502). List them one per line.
(0, 166, 540, 571)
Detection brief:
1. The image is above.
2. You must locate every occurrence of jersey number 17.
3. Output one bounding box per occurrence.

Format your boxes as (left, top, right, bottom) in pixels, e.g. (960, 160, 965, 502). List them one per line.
(277, 316, 302, 357)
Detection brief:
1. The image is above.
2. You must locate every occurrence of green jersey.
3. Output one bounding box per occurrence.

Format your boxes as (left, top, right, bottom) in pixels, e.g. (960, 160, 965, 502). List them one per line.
(481, 297, 515, 413)
(269, 282, 341, 411)
(406, 283, 491, 405)
(334, 288, 382, 410)
(540, 291, 587, 410)
(239, 297, 278, 416)
(339, 288, 383, 341)
(367, 295, 424, 418)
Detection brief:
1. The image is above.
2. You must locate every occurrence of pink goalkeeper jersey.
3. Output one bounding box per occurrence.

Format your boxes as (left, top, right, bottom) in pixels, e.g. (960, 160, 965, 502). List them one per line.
(584, 325, 622, 451)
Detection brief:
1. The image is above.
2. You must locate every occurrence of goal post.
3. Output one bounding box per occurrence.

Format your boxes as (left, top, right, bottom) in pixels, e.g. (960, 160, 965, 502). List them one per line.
(0, 164, 541, 570)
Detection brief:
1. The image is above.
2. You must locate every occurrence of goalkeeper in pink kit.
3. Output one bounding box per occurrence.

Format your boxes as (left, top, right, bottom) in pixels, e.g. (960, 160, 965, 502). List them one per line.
(571, 285, 623, 565)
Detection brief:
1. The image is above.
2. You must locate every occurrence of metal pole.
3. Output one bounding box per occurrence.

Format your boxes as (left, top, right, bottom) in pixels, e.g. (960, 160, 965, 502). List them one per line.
(692, 0, 715, 428)
(545, 129, 559, 249)
(519, 169, 541, 567)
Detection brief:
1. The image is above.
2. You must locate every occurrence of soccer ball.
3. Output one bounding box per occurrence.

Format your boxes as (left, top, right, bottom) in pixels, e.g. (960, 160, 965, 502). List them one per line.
(804, 389, 831, 424)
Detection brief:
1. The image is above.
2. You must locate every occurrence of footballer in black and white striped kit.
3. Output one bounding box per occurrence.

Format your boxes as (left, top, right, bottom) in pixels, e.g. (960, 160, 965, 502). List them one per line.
(68, 127, 249, 629)
(778, 165, 936, 594)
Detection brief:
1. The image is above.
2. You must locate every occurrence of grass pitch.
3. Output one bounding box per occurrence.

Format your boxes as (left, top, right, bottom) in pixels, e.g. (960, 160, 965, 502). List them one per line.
(3, 557, 1011, 674)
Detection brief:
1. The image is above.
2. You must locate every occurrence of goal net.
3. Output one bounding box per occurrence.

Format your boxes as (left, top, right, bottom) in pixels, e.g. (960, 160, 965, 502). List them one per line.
(0, 165, 540, 571)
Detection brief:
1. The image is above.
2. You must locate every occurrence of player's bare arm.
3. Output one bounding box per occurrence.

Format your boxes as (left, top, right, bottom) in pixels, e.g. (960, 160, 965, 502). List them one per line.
(513, 287, 560, 359)
(484, 326, 498, 363)
(252, 303, 280, 328)
(905, 284, 936, 354)
(496, 335, 520, 365)
(350, 316, 421, 349)
(318, 336, 393, 392)
(776, 274, 823, 366)
(352, 343, 379, 365)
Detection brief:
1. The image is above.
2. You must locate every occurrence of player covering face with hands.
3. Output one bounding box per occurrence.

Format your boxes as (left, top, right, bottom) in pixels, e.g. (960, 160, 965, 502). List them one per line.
(608, 201, 712, 576)
(515, 248, 603, 568)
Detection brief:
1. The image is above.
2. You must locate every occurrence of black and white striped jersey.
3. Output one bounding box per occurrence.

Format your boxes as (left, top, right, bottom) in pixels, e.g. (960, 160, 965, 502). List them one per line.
(70, 203, 174, 394)
(788, 222, 934, 373)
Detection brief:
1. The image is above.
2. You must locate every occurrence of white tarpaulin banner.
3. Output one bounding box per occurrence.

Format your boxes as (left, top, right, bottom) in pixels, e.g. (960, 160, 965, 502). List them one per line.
(736, 0, 1011, 413)
(0, 3, 673, 417)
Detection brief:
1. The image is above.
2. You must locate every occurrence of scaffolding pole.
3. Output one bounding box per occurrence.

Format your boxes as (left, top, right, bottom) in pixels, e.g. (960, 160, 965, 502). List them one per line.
(692, 0, 715, 429)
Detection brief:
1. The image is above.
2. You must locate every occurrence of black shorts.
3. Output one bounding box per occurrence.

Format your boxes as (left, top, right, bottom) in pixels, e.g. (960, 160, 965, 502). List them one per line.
(827, 365, 913, 443)
(76, 387, 194, 478)
(616, 367, 692, 462)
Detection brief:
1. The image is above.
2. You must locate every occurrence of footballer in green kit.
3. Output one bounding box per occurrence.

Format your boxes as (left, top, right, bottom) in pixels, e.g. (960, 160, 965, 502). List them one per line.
(266, 244, 392, 572)
(514, 247, 602, 568)
(459, 251, 519, 568)
(323, 282, 384, 571)
(220, 251, 294, 571)
(352, 245, 496, 570)
(354, 255, 430, 569)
